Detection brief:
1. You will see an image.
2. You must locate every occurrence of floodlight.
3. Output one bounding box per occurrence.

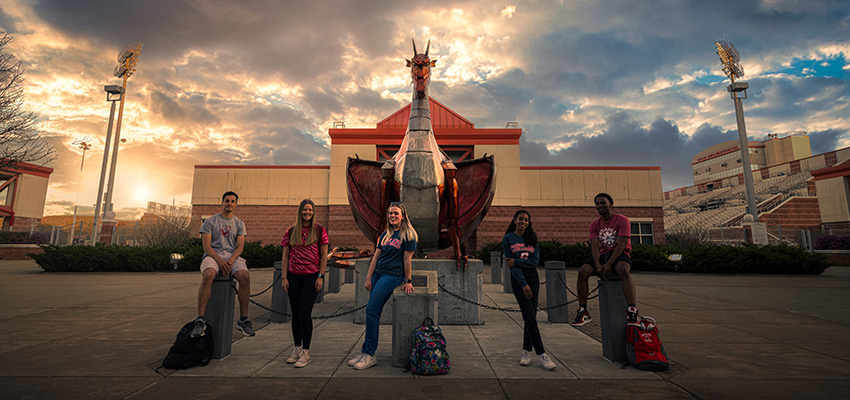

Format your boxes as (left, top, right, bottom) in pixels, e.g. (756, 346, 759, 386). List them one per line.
(715, 39, 744, 81)
(104, 85, 123, 94)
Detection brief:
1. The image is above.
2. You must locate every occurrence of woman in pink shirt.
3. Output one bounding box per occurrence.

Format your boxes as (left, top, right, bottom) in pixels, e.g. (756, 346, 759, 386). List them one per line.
(281, 199, 329, 368)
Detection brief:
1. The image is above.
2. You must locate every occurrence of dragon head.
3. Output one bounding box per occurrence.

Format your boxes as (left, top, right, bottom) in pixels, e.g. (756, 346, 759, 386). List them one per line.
(406, 39, 436, 99)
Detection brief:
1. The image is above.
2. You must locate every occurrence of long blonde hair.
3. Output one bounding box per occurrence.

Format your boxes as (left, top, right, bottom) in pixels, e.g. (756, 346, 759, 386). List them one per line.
(289, 199, 318, 246)
(380, 202, 418, 246)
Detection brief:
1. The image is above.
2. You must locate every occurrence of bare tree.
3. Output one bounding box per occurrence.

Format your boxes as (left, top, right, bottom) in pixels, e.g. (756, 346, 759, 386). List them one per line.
(137, 215, 198, 247)
(0, 32, 56, 171)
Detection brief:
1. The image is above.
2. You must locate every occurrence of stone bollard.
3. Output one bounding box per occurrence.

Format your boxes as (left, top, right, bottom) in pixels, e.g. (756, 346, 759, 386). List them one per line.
(271, 262, 291, 323)
(544, 261, 569, 323)
(326, 265, 340, 294)
(391, 271, 438, 367)
(344, 268, 354, 284)
(490, 251, 502, 284)
(502, 253, 512, 294)
(206, 275, 236, 360)
(315, 284, 324, 304)
(598, 277, 627, 362)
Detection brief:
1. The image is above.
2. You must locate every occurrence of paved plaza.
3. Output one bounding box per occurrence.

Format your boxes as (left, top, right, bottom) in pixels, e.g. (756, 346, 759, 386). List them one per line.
(1, 259, 849, 399)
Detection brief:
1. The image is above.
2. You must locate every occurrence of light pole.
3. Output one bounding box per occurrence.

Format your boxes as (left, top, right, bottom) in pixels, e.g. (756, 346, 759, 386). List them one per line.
(92, 85, 123, 244)
(93, 43, 142, 245)
(716, 38, 758, 222)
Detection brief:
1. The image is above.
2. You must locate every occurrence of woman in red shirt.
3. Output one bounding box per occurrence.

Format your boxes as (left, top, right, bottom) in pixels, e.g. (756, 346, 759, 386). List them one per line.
(281, 199, 329, 368)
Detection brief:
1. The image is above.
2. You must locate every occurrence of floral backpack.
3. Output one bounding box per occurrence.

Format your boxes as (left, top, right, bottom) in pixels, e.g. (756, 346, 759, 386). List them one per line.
(406, 317, 451, 375)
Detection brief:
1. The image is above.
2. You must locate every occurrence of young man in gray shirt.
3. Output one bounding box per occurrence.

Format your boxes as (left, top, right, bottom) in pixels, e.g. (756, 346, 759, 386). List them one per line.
(191, 191, 255, 337)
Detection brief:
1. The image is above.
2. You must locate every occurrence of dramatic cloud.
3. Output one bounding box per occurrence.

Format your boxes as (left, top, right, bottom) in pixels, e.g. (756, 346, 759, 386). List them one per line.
(0, 0, 846, 218)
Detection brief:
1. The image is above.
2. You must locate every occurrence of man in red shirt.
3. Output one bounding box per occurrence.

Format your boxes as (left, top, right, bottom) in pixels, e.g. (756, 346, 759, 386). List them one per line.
(570, 193, 639, 327)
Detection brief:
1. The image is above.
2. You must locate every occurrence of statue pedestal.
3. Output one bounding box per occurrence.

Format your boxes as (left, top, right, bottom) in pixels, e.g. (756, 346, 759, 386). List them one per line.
(353, 258, 483, 325)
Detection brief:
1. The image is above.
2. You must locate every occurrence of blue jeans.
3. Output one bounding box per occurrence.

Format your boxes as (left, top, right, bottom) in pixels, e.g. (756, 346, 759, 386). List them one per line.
(361, 273, 404, 356)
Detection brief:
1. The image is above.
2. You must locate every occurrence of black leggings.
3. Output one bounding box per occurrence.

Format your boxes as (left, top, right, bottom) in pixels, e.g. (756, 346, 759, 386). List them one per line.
(511, 267, 545, 355)
(287, 272, 319, 349)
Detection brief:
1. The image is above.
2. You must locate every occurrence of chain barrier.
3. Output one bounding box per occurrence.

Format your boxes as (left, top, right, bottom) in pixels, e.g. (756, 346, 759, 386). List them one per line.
(232, 283, 367, 320)
(230, 268, 602, 319)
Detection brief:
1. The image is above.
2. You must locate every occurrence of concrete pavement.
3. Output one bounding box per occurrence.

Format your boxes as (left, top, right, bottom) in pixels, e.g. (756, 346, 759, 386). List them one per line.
(1, 259, 849, 399)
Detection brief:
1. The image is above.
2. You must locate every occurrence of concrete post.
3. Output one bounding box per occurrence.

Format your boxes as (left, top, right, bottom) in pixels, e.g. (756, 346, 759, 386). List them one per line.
(344, 268, 354, 284)
(315, 284, 324, 304)
(544, 261, 569, 323)
(271, 262, 291, 323)
(490, 251, 502, 284)
(206, 275, 236, 360)
(598, 278, 627, 362)
(391, 271, 438, 367)
(502, 254, 512, 294)
(326, 266, 340, 293)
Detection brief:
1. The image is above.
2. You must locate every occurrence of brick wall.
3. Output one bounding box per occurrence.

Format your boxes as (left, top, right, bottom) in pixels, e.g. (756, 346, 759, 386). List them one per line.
(760, 197, 822, 231)
(195, 204, 665, 252)
(0, 244, 43, 260)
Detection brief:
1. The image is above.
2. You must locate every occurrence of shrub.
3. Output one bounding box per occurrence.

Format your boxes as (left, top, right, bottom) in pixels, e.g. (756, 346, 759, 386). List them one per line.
(176, 241, 282, 271)
(678, 243, 828, 275)
(31, 244, 185, 272)
(630, 244, 673, 272)
(0, 230, 50, 244)
(813, 235, 850, 250)
(476, 241, 503, 261)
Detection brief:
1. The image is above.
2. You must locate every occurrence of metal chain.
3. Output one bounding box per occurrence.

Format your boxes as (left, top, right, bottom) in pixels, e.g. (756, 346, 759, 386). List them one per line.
(232, 284, 367, 320)
(556, 272, 599, 300)
(249, 274, 281, 298)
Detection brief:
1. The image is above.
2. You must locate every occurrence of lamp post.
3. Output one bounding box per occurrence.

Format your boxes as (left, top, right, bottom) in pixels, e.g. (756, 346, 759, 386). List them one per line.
(92, 43, 142, 245)
(716, 38, 758, 222)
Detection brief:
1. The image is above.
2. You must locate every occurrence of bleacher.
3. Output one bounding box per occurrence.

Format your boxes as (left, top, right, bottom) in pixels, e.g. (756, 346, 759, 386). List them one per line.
(664, 170, 814, 233)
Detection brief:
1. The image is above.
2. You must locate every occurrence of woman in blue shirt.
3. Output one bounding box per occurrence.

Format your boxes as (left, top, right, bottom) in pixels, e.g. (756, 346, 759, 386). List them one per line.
(502, 209, 557, 370)
(349, 202, 417, 370)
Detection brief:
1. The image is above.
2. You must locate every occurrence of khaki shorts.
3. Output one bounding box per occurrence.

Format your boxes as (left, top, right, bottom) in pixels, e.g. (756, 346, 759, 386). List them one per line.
(200, 251, 248, 275)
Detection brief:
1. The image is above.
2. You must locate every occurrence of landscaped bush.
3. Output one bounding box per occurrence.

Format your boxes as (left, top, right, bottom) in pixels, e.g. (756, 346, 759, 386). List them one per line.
(476, 241, 503, 261)
(30, 240, 283, 272)
(814, 235, 850, 250)
(480, 239, 827, 275)
(31, 244, 186, 272)
(0, 230, 50, 244)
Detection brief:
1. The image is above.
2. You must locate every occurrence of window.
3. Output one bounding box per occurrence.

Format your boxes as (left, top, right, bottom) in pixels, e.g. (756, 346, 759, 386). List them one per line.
(630, 222, 654, 245)
(377, 145, 474, 163)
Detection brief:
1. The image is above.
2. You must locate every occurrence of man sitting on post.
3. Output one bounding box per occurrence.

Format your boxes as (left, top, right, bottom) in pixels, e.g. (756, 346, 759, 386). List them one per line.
(571, 193, 639, 327)
(191, 191, 255, 337)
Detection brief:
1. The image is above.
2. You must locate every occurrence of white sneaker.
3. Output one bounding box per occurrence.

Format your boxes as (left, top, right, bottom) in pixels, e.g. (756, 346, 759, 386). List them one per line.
(286, 346, 302, 364)
(294, 349, 311, 368)
(540, 353, 556, 370)
(348, 352, 366, 367)
(520, 350, 530, 366)
(353, 354, 377, 370)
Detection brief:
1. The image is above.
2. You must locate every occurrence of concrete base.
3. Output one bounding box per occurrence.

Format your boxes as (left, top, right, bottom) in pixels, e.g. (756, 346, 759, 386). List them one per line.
(206, 276, 235, 360)
(344, 268, 354, 284)
(598, 278, 627, 362)
(327, 266, 340, 294)
(354, 258, 483, 325)
(391, 289, 438, 367)
(270, 262, 291, 323)
(490, 251, 502, 284)
(545, 261, 569, 323)
(502, 255, 512, 294)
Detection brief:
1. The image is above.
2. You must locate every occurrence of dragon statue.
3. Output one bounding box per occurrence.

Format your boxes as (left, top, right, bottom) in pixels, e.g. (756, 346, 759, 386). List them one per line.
(345, 40, 496, 268)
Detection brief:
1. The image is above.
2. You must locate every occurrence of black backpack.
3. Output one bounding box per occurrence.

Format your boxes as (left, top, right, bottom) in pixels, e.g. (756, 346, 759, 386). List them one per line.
(160, 321, 214, 370)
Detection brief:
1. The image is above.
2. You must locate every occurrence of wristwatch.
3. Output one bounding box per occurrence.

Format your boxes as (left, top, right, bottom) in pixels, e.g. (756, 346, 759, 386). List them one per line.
(406, 279, 412, 284)
(318, 274, 324, 278)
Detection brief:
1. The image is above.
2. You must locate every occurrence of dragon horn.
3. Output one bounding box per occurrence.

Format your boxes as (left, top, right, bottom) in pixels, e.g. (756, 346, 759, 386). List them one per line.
(425, 40, 430, 56)
(412, 39, 417, 56)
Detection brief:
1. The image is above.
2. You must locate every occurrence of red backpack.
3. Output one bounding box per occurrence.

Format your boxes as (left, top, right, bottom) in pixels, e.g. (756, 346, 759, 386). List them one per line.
(626, 316, 670, 371)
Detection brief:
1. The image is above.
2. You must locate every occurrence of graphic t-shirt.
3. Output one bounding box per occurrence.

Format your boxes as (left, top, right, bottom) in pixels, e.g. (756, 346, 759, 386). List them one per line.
(501, 231, 540, 287)
(199, 214, 246, 255)
(589, 213, 631, 257)
(375, 230, 417, 276)
(281, 224, 329, 275)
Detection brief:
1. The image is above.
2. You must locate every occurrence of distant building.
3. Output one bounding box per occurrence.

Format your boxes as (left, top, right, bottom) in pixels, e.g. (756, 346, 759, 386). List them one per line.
(145, 201, 192, 219)
(0, 160, 53, 230)
(191, 98, 665, 251)
(691, 133, 811, 187)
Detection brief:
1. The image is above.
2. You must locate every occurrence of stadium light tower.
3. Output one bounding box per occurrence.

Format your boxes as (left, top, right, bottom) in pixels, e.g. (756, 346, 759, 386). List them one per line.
(93, 43, 142, 244)
(716, 37, 758, 222)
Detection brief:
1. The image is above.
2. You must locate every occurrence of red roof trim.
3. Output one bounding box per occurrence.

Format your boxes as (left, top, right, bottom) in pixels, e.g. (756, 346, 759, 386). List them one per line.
(195, 165, 330, 170)
(811, 162, 850, 181)
(521, 166, 661, 171)
(0, 159, 54, 178)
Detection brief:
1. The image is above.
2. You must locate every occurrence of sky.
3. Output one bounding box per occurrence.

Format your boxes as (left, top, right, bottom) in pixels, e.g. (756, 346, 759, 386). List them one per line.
(1, 0, 849, 220)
